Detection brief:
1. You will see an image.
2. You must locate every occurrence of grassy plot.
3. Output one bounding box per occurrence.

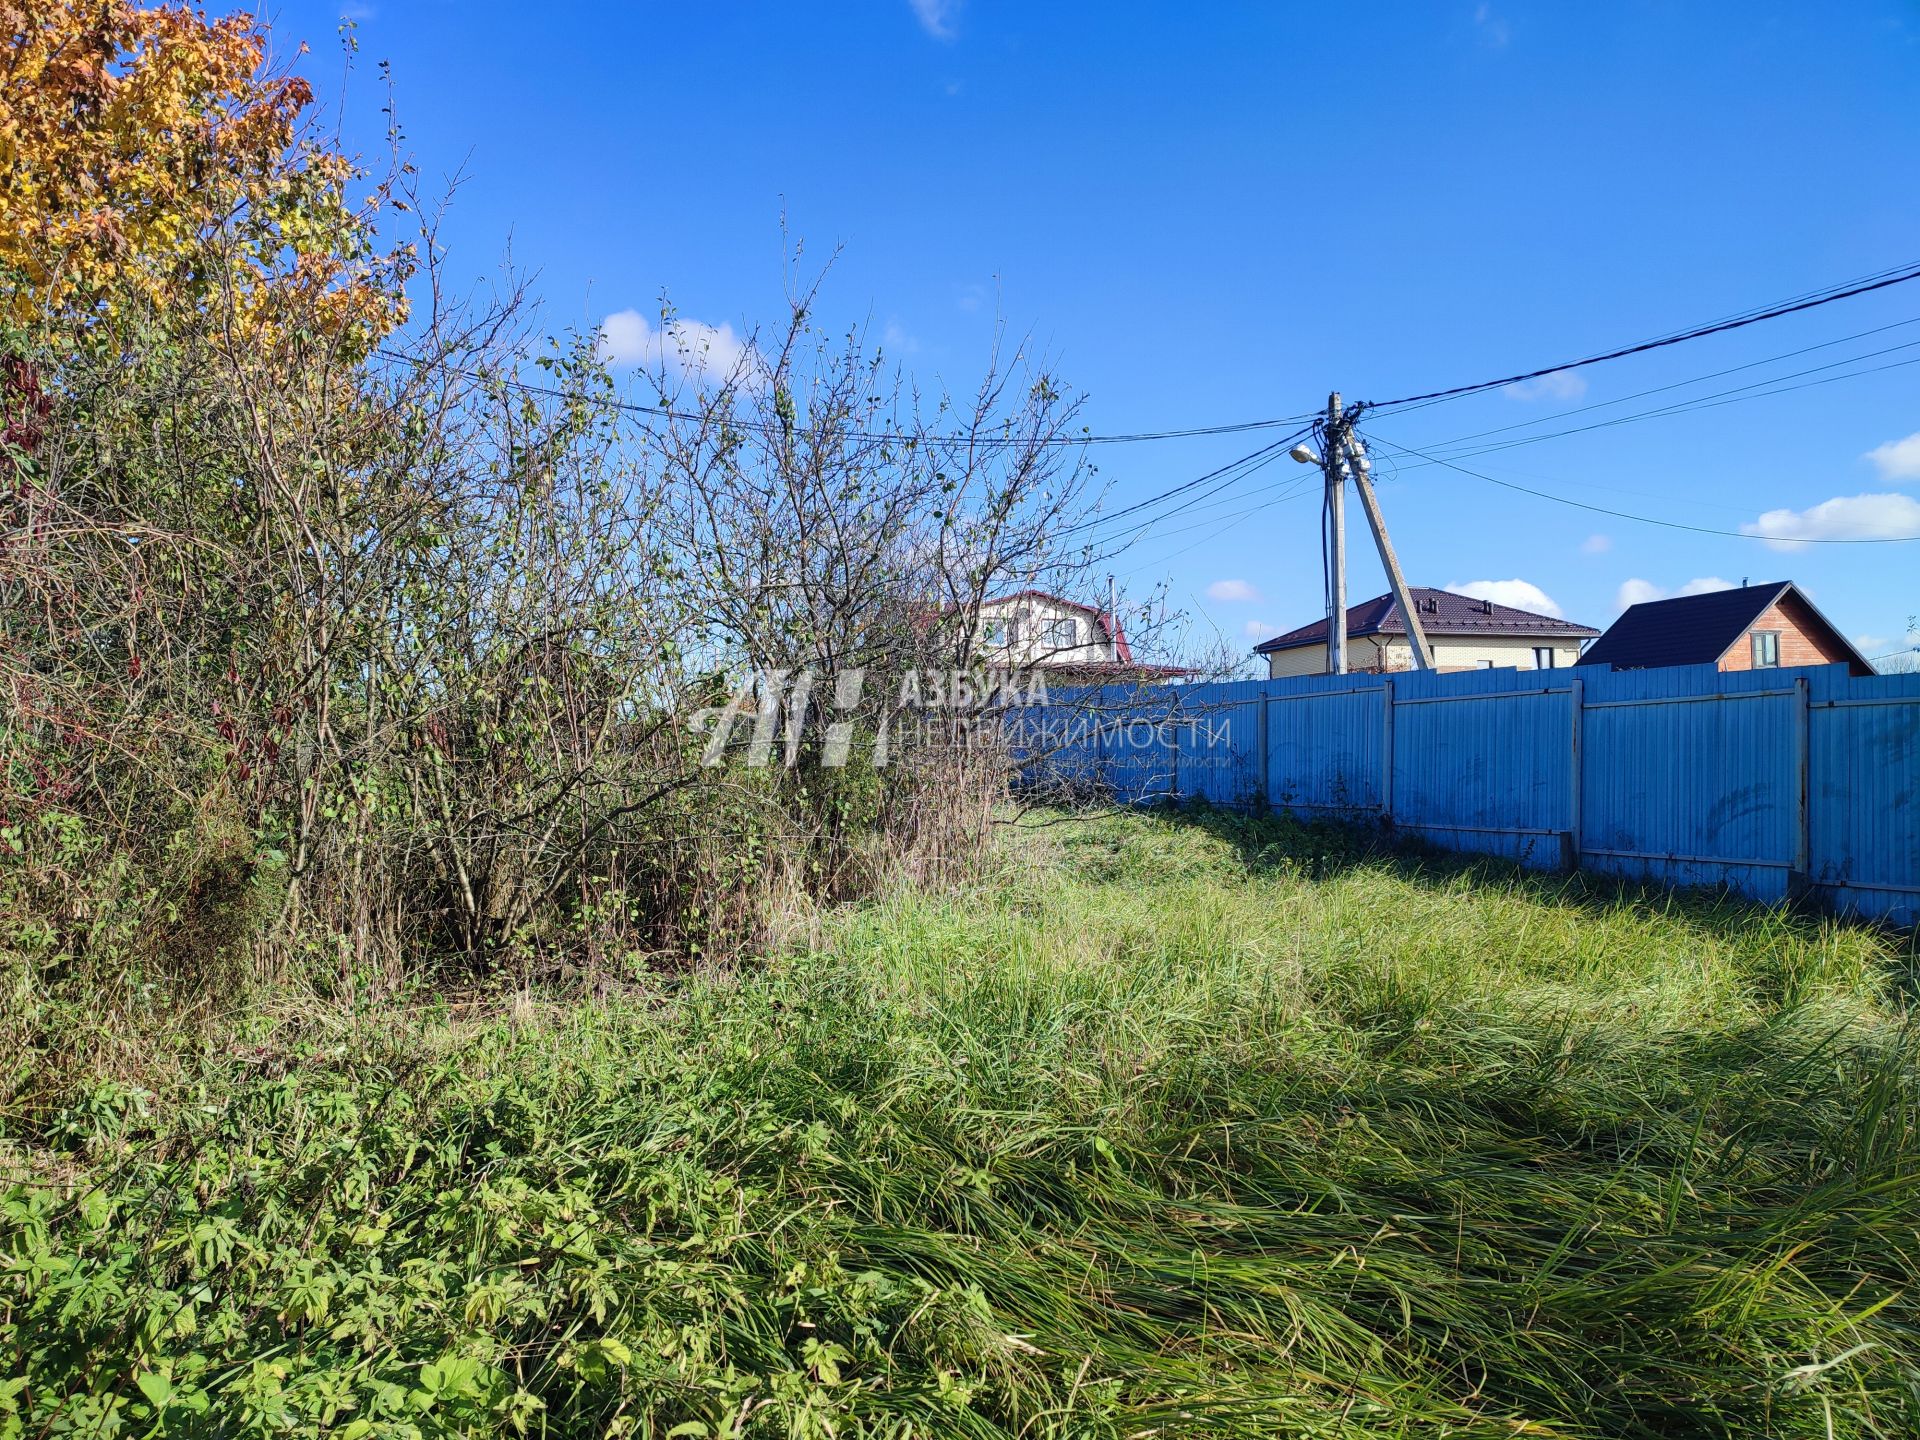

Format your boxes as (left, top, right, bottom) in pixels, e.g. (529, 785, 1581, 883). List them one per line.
(5, 809, 1918, 1437)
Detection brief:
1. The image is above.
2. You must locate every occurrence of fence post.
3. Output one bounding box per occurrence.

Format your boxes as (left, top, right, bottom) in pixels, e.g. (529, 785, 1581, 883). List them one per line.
(1380, 677, 1395, 827)
(1567, 675, 1584, 873)
(1792, 675, 1810, 894)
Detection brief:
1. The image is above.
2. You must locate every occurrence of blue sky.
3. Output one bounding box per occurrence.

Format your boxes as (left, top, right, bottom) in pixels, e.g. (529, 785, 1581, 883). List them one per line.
(279, 0, 1920, 663)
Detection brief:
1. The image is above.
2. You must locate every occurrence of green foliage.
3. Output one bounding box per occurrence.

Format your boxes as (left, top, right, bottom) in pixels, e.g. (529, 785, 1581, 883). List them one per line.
(6, 812, 1917, 1437)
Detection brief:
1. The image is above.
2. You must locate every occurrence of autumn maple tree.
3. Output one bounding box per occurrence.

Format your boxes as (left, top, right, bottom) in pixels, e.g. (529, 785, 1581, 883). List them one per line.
(0, 0, 405, 342)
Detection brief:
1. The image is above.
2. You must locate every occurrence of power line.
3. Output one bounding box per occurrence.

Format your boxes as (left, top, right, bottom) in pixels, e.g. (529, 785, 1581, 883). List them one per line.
(1122, 471, 1316, 549)
(1059, 428, 1312, 541)
(1362, 260, 1920, 411)
(1086, 460, 1301, 552)
(1384, 345, 1920, 470)
(1119, 477, 1319, 576)
(1381, 313, 1920, 456)
(376, 259, 1920, 450)
(374, 346, 1315, 448)
(1376, 260, 1920, 426)
(1365, 434, 1920, 545)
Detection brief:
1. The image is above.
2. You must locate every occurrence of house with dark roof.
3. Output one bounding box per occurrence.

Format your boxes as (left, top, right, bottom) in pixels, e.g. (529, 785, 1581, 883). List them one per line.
(1576, 580, 1873, 676)
(1252, 588, 1600, 678)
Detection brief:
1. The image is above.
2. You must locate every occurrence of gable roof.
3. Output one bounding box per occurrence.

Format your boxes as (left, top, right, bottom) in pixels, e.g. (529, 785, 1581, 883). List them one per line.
(1576, 580, 1874, 673)
(1252, 587, 1599, 655)
(983, 589, 1134, 662)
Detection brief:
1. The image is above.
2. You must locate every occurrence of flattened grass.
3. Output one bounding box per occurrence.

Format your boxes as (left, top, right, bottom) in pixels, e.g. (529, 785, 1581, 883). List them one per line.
(6, 809, 1917, 1436)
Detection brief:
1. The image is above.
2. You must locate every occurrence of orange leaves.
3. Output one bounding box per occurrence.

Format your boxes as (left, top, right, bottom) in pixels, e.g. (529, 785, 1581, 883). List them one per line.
(0, 1, 404, 345)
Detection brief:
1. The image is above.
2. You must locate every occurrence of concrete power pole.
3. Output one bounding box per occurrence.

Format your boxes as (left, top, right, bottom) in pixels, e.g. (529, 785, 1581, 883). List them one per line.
(1321, 396, 1433, 673)
(1325, 392, 1347, 675)
(1342, 425, 1433, 671)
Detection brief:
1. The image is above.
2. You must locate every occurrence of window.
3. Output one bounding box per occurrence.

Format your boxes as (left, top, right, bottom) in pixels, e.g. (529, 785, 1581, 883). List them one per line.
(1532, 647, 1557, 669)
(982, 618, 1005, 644)
(1751, 630, 1780, 668)
(1046, 618, 1079, 647)
(1477, 660, 1496, 670)
(1006, 613, 1025, 646)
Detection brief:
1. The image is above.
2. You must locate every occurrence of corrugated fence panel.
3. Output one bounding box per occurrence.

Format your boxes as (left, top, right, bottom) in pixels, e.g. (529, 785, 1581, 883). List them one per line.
(1391, 681, 1573, 866)
(1013, 660, 1918, 925)
(1578, 667, 1798, 903)
(1099, 684, 1179, 803)
(1267, 684, 1387, 815)
(1173, 681, 1266, 808)
(1808, 670, 1920, 926)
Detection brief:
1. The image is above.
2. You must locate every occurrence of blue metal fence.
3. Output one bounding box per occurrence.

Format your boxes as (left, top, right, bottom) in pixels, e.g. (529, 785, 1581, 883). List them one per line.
(1020, 661, 1920, 926)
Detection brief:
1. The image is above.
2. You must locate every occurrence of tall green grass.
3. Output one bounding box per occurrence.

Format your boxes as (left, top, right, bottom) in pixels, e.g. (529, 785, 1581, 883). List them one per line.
(5, 809, 1917, 1437)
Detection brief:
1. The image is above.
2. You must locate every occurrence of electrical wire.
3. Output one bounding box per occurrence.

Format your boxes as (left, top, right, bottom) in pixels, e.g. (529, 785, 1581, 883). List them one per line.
(1365, 434, 1920, 545)
(1362, 259, 1920, 411)
(1375, 313, 1920, 456)
(374, 258, 1920, 450)
(1059, 427, 1313, 541)
(1082, 458, 1303, 551)
(375, 345, 1316, 448)
(1120, 476, 1320, 576)
(1119, 470, 1316, 550)
(1383, 346, 1920, 471)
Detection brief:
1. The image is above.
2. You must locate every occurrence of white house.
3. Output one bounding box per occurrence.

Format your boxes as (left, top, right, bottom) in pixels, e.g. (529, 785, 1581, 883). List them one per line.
(1252, 588, 1599, 678)
(973, 590, 1186, 678)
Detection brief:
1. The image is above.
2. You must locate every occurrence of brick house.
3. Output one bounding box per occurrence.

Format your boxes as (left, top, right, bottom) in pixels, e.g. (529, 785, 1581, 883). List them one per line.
(1576, 580, 1873, 676)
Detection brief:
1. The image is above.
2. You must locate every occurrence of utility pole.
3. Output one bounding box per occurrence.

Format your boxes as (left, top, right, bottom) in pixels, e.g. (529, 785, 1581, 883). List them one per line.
(1341, 424, 1433, 671)
(1325, 392, 1347, 675)
(1316, 396, 1433, 674)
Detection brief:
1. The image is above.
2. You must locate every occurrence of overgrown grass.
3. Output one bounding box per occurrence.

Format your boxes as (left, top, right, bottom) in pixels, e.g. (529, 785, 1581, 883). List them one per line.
(6, 809, 1918, 1437)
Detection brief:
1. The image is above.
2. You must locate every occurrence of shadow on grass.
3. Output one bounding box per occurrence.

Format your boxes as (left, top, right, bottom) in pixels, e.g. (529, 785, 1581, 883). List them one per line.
(1138, 797, 1919, 981)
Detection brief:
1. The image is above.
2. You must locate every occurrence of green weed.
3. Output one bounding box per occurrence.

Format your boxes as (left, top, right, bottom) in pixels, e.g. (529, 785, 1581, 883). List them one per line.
(4, 809, 1916, 1437)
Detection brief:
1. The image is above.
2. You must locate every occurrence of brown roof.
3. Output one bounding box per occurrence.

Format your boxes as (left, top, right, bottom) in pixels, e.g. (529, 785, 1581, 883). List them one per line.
(1253, 588, 1599, 655)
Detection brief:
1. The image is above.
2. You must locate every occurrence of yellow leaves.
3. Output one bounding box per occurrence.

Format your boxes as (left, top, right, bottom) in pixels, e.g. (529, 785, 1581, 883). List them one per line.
(0, 0, 404, 345)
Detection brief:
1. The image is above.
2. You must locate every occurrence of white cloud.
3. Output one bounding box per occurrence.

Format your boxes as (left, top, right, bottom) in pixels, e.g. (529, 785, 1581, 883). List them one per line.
(909, 0, 960, 39)
(1502, 369, 1586, 402)
(1616, 578, 1663, 610)
(1615, 576, 1736, 610)
(1864, 431, 1920, 483)
(1855, 634, 1889, 653)
(1206, 578, 1262, 603)
(1474, 2, 1511, 46)
(1242, 619, 1274, 640)
(1742, 492, 1920, 550)
(1580, 532, 1611, 554)
(880, 318, 920, 356)
(596, 310, 754, 385)
(1677, 576, 1736, 596)
(1446, 578, 1562, 618)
